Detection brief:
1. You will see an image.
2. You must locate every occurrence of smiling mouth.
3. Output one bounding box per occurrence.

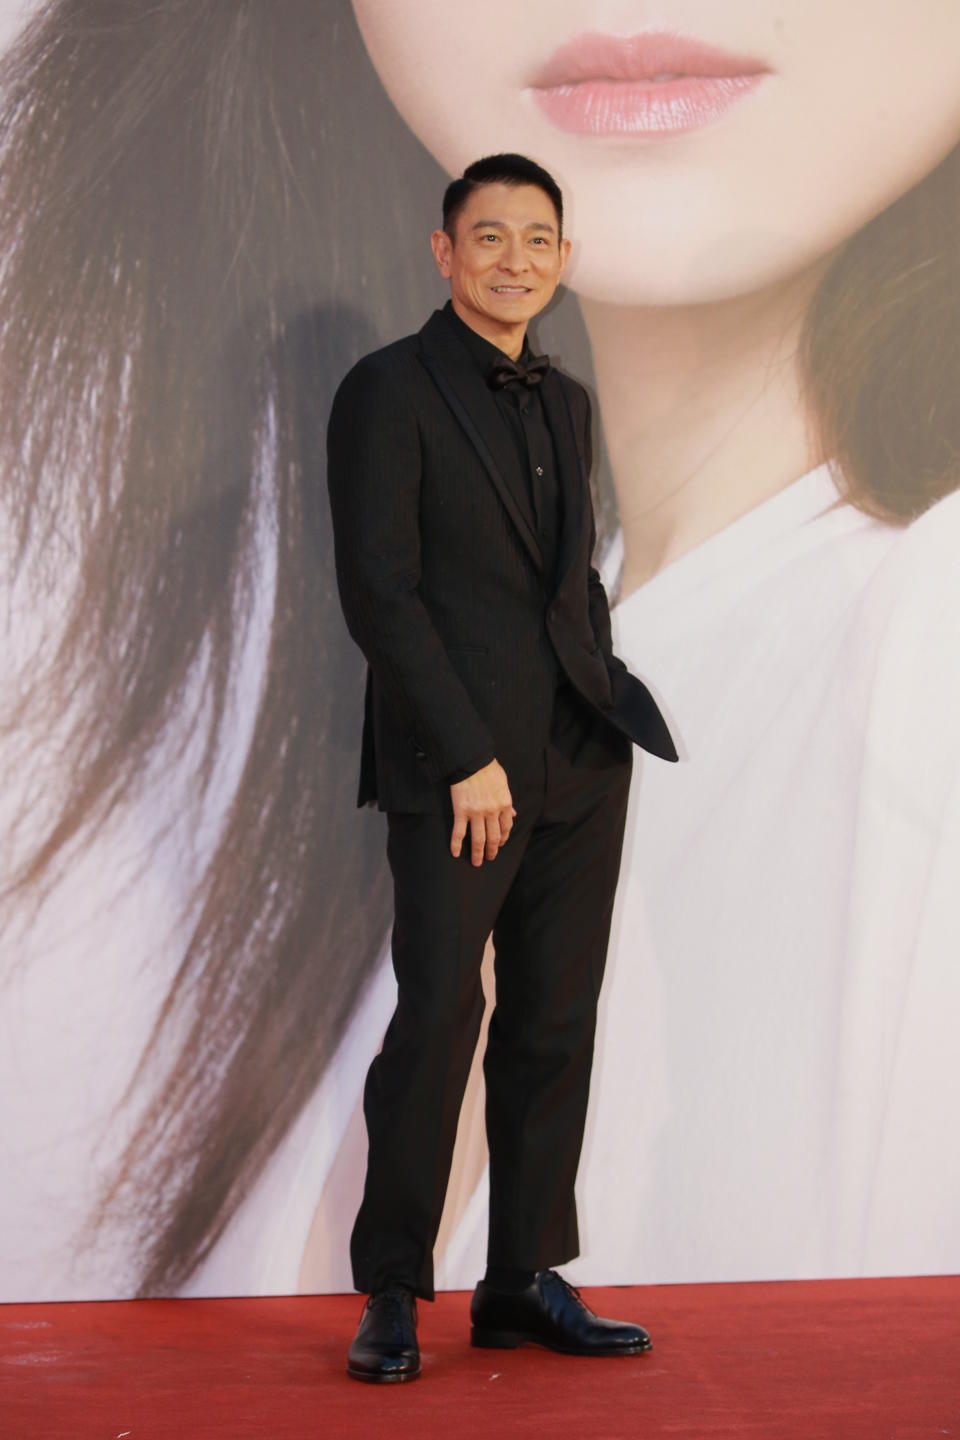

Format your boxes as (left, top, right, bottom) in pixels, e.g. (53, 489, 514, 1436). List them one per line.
(492, 286, 532, 294)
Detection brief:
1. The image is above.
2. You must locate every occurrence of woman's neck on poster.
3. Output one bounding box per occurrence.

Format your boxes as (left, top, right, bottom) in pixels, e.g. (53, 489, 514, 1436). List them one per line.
(579, 256, 833, 595)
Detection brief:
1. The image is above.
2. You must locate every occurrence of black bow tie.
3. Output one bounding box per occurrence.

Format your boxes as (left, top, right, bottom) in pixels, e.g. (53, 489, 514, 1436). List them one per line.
(488, 353, 551, 390)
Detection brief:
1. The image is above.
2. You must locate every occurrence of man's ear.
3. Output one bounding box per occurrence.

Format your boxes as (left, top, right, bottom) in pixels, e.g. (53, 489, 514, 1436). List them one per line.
(430, 228, 453, 278)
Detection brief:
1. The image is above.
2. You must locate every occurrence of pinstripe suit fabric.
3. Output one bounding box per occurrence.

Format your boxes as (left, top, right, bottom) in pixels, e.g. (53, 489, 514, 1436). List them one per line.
(326, 306, 675, 1298)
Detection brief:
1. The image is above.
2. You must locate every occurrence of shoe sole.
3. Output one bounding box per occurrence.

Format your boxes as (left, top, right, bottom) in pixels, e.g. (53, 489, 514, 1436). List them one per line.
(346, 1363, 421, 1383)
(471, 1328, 651, 1357)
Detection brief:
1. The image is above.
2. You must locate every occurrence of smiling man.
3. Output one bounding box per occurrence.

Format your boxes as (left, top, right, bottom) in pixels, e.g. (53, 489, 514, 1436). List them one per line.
(326, 154, 676, 1384)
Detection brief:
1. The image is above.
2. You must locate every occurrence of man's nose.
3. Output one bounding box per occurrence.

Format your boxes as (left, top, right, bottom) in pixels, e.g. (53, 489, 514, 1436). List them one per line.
(498, 238, 528, 273)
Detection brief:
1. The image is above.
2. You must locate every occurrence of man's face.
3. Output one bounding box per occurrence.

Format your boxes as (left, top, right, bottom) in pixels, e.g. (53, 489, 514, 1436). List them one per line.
(431, 182, 569, 340)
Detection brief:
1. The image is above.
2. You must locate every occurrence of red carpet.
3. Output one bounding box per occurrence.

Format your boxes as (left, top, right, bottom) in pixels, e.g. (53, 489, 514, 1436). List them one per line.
(3, 1277, 958, 1439)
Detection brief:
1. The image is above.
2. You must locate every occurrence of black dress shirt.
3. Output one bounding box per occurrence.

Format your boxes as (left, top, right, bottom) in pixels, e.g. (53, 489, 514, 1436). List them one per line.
(442, 301, 563, 583)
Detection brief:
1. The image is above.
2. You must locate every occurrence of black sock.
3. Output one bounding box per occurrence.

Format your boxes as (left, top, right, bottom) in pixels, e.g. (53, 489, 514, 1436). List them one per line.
(484, 1265, 536, 1293)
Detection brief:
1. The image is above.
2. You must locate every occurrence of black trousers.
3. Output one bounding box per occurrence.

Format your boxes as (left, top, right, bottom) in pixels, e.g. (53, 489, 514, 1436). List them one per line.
(350, 682, 633, 1300)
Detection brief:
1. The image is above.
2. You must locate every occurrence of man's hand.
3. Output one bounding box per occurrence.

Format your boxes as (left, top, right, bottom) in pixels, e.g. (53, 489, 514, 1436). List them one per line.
(450, 759, 516, 866)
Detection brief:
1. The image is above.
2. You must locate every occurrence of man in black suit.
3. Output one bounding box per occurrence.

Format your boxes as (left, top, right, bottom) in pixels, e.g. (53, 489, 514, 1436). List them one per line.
(327, 154, 676, 1384)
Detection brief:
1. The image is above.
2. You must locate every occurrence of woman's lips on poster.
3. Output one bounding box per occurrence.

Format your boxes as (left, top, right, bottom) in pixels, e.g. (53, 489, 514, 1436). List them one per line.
(530, 32, 769, 136)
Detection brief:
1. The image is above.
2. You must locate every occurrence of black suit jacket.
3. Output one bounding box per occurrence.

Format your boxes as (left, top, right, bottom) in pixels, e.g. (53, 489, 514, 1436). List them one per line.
(326, 307, 676, 813)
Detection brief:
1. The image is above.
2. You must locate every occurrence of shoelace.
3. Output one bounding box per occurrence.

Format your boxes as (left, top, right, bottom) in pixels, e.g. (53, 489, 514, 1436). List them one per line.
(547, 1270, 595, 1316)
(370, 1286, 416, 1325)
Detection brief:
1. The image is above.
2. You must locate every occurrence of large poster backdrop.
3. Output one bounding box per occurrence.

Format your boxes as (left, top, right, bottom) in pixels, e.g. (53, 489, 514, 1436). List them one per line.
(1, 0, 959, 1303)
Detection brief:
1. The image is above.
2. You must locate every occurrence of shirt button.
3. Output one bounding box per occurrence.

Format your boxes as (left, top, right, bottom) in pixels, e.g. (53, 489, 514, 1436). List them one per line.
(535, 465, 544, 476)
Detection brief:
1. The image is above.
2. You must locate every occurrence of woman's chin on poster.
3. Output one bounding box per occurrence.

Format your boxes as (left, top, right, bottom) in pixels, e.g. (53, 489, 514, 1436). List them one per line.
(1, 0, 959, 1305)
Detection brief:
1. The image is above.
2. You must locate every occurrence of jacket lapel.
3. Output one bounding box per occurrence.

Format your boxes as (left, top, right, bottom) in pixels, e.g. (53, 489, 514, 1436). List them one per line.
(538, 369, 586, 593)
(418, 310, 544, 570)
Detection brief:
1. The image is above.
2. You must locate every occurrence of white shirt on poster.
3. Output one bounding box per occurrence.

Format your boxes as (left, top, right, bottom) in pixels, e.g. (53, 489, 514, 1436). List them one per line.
(440, 461, 960, 1287)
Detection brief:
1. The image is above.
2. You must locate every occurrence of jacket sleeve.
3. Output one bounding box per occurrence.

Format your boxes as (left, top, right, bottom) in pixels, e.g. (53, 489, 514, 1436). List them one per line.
(326, 359, 496, 785)
(582, 391, 628, 677)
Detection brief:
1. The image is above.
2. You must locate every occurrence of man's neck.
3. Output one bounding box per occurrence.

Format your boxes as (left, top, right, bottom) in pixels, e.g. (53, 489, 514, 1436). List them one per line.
(449, 296, 526, 360)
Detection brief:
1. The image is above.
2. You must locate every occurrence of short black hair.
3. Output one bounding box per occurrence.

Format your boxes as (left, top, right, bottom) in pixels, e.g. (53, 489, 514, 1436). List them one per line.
(442, 154, 564, 240)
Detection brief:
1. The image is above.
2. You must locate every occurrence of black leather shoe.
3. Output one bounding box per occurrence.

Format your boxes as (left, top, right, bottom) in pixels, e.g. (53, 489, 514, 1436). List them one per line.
(347, 1283, 421, 1383)
(470, 1269, 652, 1356)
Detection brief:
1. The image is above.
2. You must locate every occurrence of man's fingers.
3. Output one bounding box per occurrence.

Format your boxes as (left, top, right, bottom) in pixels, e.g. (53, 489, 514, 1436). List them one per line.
(470, 814, 486, 867)
(452, 790, 515, 865)
(448, 764, 515, 864)
(485, 814, 501, 861)
(450, 811, 467, 858)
